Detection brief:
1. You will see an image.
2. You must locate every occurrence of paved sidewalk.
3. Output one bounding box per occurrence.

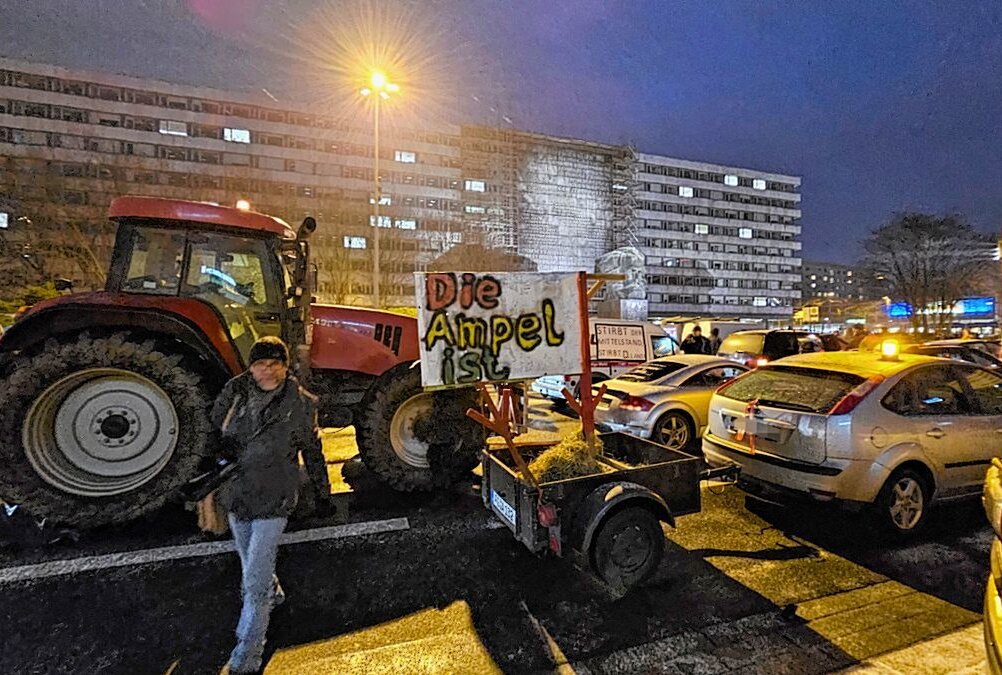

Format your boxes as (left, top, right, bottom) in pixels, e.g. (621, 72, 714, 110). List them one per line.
(839, 622, 986, 674)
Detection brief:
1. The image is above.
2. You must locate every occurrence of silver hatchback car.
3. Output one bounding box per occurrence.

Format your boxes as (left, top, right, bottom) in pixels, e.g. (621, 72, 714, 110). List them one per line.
(703, 351, 1002, 536)
(594, 355, 747, 452)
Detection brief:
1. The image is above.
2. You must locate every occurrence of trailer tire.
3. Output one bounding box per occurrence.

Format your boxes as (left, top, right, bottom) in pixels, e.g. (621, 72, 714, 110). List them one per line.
(0, 332, 213, 528)
(591, 506, 665, 592)
(356, 366, 482, 491)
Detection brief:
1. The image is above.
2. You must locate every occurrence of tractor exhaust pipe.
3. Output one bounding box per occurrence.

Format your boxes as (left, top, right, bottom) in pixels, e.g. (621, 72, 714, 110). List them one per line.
(297, 216, 317, 241)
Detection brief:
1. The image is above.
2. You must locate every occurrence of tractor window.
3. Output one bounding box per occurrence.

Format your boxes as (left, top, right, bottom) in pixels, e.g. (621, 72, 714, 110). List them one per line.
(182, 234, 282, 360)
(122, 227, 184, 294)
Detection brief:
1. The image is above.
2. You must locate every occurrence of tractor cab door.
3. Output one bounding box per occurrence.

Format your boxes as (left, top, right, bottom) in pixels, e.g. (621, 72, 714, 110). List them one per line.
(182, 232, 284, 364)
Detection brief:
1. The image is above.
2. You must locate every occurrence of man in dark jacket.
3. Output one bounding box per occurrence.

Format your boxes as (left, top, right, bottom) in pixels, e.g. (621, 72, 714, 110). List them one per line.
(212, 336, 330, 674)
(680, 326, 712, 355)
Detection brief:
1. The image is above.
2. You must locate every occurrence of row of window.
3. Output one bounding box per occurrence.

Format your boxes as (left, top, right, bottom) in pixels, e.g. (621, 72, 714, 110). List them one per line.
(641, 219, 797, 240)
(638, 235, 796, 257)
(640, 163, 796, 193)
(0, 69, 462, 149)
(637, 200, 797, 224)
(0, 97, 462, 169)
(651, 293, 792, 308)
(650, 256, 798, 275)
(646, 273, 796, 291)
(642, 182, 798, 210)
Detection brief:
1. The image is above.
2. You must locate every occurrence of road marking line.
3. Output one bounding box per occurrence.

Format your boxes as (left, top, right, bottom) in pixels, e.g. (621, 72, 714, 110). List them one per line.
(0, 517, 409, 585)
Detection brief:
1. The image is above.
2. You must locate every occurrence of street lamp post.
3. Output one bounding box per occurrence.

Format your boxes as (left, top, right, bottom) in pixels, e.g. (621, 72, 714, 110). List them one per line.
(360, 71, 399, 308)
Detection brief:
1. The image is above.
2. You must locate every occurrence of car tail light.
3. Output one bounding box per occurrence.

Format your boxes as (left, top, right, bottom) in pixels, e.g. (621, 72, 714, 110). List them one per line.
(620, 395, 654, 411)
(828, 375, 885, 415)
(13, 305, 29, 322)
(755, 358, 769, 367)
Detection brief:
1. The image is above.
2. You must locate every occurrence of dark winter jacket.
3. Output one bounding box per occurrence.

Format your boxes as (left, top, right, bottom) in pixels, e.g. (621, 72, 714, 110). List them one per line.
(210, 372, 329, 520)
(680, 334, 712, 355)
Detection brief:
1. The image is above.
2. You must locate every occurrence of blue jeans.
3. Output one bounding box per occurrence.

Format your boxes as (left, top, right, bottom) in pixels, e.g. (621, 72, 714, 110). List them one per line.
(227, 514, 288, 672)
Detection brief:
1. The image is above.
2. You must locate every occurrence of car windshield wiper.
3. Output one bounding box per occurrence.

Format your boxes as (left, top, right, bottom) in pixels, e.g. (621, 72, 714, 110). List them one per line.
(753, 398, 818, 413)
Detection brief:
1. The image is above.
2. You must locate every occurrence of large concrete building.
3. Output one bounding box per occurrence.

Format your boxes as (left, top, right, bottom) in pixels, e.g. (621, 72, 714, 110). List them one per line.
(0, 58, 802, 319)
(635, 154, 802, 318)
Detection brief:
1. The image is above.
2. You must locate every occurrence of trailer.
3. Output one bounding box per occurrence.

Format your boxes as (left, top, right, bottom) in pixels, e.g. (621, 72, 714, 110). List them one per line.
(482, 432, 736, 591)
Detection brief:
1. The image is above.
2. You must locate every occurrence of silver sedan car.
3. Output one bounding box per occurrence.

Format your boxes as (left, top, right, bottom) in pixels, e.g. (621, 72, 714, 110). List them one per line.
(703, 351, 1002, 536)
(594, 355, 748, 452)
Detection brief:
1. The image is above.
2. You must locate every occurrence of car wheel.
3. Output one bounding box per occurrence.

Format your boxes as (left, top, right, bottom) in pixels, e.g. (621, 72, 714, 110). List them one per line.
(654, 411, 696, 452)
(877, 468, 930, 537)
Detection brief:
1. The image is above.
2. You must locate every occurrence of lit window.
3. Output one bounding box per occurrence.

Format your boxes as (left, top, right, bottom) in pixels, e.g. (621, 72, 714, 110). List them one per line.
(810, 275, 816, 280)
(224, 127, 251, 143)
(0, 212, 7, 229)
(724, 174, 738, 187)
(464, 180, 486, 192)
(694, 223, 709, 235)
(394, 218, 417, 230)
(343, 236, 367, 249)
(753, 297, 767, 307)
(810, 283, 816, 288)
(464, 204, 486, 214)
(752, 178, 767, 190)
(369, 195, 392, 206)
(369, 215, 391, 228)
(678, 186, 694, 198)
(739, 228, 753, 239)
(847, 270, 853, 277)
(158, 120, 187, 136)
(394, 150, 416, 163)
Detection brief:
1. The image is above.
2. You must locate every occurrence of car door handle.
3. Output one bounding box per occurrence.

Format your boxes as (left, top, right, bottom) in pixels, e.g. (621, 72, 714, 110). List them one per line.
(926, 428, 946, 439)
(254, 311, 281, 322)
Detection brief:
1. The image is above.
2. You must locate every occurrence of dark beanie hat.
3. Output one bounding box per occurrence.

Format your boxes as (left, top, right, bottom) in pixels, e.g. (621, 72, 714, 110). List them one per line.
(248, 336, 289, 365)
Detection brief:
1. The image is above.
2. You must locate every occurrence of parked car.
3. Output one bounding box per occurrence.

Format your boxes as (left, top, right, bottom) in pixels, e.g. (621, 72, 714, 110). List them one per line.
(905, 344, 1002, 369)
(532, 319, 678, 401)
(927, 338, 1001, 359)
(982, 459, 1002, 674)
(703, 350, 1002, 536)
(593, 355, 748, 452)
(717, 329, 817, 368)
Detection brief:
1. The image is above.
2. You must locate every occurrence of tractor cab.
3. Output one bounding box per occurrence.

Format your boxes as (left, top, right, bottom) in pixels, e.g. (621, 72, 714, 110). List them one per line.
(105, 197, 314, 365)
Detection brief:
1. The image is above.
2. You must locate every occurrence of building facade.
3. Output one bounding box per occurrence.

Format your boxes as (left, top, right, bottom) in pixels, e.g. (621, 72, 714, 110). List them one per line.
(634, 154, 802, 318)
(0, 58, 803, 320)
(800, 260, 864, 301)
(0, 57, 468, 306)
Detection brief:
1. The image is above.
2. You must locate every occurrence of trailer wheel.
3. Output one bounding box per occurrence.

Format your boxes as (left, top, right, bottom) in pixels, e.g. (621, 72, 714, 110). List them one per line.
(356, 365, 482, 491)
(0, 332, 212, 527)
(591, 506, 665, 592)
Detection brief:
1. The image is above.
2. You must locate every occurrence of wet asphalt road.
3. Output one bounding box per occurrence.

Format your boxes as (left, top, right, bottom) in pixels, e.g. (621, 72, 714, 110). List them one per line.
(0, 400, 992, 674)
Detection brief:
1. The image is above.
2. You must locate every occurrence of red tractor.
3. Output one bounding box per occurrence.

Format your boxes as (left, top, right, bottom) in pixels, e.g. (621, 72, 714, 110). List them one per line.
(0, 197, 482, 528)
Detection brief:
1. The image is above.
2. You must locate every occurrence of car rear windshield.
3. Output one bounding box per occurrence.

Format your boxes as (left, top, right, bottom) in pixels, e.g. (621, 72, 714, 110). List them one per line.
(719, 333, 765, 355)
(718, 366, 865, 413)
(617, 361, 688, 382)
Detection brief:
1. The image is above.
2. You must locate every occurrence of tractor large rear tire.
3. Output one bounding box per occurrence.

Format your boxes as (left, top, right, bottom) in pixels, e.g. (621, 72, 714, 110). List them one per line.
(356, 365, 483, 491)
(0, 332, 213, 528)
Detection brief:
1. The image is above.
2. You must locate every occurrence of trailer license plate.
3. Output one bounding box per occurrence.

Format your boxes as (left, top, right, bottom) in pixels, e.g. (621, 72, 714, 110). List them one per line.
(491, 490, 517, 527)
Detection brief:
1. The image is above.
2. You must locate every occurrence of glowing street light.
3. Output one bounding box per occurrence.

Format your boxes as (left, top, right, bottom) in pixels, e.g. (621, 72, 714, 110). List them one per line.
(359, 69, 399, 308)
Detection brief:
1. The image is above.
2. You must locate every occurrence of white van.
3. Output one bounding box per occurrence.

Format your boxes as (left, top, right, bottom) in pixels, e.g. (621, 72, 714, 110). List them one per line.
(531, 319, 679, 401)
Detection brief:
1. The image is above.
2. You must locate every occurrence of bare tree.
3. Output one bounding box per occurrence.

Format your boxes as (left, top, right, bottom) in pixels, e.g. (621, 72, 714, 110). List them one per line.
(861, 213, 996, 334)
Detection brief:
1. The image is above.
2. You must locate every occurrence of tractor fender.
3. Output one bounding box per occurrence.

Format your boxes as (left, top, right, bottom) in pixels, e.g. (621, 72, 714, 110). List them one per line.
(569, 481, 675, 555)
(0, 301, 239, 380)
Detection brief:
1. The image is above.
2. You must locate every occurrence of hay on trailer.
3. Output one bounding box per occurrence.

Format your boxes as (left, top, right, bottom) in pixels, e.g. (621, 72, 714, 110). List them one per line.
(527, 428, 604, 483)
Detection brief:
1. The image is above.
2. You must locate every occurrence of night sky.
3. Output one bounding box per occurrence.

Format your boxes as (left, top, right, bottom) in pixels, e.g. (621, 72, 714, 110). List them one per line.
(2, 0, 1001, 263)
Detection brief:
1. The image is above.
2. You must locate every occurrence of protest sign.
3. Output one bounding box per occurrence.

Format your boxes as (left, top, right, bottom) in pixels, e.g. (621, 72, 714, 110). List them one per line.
(415, 272, 583, 388)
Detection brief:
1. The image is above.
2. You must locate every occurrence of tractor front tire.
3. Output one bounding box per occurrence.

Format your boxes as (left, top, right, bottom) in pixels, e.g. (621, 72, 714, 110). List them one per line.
(356, 365, 483, 491)
(0, 332, 213, 528)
